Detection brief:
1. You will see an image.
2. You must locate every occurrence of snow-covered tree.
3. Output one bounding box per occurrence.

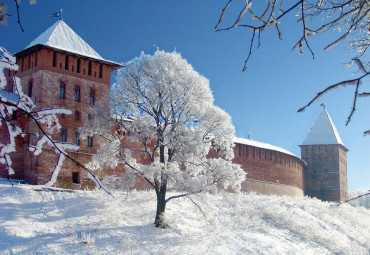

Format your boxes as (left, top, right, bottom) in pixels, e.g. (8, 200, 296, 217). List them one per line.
(81, 50, 245, 227)
(216, 0, 370, 134)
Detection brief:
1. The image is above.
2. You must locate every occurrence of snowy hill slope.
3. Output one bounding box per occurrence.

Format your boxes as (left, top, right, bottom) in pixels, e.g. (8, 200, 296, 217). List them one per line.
(0, 180, 369, 255)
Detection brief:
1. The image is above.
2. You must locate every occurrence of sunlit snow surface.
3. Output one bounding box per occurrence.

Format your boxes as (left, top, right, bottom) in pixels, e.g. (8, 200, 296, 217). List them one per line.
(234, 137, 298, 158)
(26, 20, 103, 61)
(0, 179, 369, 255)
(302, 109, 344, 146)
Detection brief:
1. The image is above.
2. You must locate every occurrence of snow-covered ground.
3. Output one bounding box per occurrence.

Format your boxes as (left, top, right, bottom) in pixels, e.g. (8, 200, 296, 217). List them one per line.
(0, 179, 369, 255)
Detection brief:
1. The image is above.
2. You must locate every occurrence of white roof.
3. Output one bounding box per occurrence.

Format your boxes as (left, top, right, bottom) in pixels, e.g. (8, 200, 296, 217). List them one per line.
(302, 108, 344, 146)
(234, 137, 297, 157)
(25, 20, 104, 61)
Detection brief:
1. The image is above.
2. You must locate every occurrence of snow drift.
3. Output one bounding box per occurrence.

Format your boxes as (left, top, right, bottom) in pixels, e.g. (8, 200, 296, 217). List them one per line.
(0, 179, 369, 254)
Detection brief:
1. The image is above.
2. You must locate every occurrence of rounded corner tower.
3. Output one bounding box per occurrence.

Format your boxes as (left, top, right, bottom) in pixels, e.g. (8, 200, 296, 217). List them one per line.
(300, 108, 349, 202)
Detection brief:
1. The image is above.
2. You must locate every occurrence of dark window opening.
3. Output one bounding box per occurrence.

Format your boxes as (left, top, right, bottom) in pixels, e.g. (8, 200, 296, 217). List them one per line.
(88, 114, 92, 120)
(75, 130, 80, 145)
(59, 82, 65, 99)
(77, 59, 81, 73)
(12, 111, 17, 120)
(87, 136, 93, 147)
(88, 62, 92, 76)
(72, 172, 80, 184)
(65, 55, 69, 70)
(61, 127, 67, 142)
(72, 66, 74, 72)
(75, 86, 80, 102)
(28, 82, 33, 98)
(75, 110, 80, 121)
(52, 52, 57, 67)
(99, 64, 103, 78)
(61, 113, 66, 118)
(89, 89, 95, 105)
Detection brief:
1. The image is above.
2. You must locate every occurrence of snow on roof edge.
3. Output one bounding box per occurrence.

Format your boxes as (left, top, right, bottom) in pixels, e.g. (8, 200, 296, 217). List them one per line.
(23, 20, 122, 66)
(20, 44, 123, 67)
(301, 109, 344, 146)
(234, 137, 298, 158)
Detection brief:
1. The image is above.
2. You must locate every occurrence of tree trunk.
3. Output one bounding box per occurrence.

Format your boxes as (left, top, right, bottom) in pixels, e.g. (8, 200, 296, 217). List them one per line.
(154, 184, 167, 228)
(154, 144, 168, 228)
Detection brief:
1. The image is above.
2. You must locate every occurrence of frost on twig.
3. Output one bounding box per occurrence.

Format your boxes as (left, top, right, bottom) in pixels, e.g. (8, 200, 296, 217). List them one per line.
(0, 46, 111, 196)
(215, 0, 369, 72)
(298, 58, 369, 133)
(81, 50, 245, 227)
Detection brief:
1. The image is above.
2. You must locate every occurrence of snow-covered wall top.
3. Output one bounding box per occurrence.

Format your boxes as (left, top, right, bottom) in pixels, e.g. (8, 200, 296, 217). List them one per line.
(302, 109, 344, 146)
(234, 137, 297, 157)
(25, 20, 104, 61)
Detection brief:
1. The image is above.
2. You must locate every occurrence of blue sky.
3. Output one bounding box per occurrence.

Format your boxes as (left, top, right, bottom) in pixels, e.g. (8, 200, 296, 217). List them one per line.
(1, 0, 369, 191)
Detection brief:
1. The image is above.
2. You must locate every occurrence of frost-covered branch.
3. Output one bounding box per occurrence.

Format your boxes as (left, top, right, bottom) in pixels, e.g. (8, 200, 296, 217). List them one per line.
(298, 58, 369, 134)
(0, 46, 112, 196)
(216, 0, 370, 71)
(83, 50, 245, 227)
(217, 1, 369, 132)
(0, 1, 38, 31)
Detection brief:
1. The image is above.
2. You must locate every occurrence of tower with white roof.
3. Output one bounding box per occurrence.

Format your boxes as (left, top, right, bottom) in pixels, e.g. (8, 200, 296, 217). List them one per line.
(300, 108, 348, 202)
(7, 20, 122, 188)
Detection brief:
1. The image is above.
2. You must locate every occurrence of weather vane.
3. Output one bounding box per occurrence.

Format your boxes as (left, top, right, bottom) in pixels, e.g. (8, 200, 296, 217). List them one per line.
(50, 8, 63, 20)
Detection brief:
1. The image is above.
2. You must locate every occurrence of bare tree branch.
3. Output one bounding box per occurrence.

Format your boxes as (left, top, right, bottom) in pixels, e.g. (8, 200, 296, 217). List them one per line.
(0, 98, 113, 197)
(14, 0, 24, 32)
(298, 64, 369, 126)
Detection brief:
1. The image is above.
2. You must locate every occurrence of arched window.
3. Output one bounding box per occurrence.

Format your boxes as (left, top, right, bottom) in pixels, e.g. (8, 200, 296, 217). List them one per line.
(89, 89, 95, 105)
(75, 86, 80, 102)
(75, 130, 80, 145)
(59, 82, 65, 99)
(75, 110, 80, 121)
(77, 59, 81, 73)
(87, 136, 93, 147)
(28, 82, 33, 98)
(61, 127, 67, 142)
(52, 52, 57, 67)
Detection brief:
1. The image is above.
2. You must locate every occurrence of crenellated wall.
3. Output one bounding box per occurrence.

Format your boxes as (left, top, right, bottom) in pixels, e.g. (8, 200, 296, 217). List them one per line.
(0, 46, 121, 188)
(233, 142, 305, 197)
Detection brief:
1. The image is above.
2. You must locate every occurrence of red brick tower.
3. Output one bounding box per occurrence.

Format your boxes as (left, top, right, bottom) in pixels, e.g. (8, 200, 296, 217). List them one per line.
(300, 108, 349, 202)
(5, 20, 122, 188)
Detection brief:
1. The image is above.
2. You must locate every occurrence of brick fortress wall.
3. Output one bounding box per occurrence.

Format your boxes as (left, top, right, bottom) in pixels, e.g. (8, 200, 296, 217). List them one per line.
(0, 47, 119, 189)
(233, 143, 305, 197)
(1, 47, 305, 196)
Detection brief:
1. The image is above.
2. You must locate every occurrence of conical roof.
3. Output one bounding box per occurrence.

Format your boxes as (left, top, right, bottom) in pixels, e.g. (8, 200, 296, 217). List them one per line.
(302, 108, 344, 146)
(25, 20, 104, 61)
